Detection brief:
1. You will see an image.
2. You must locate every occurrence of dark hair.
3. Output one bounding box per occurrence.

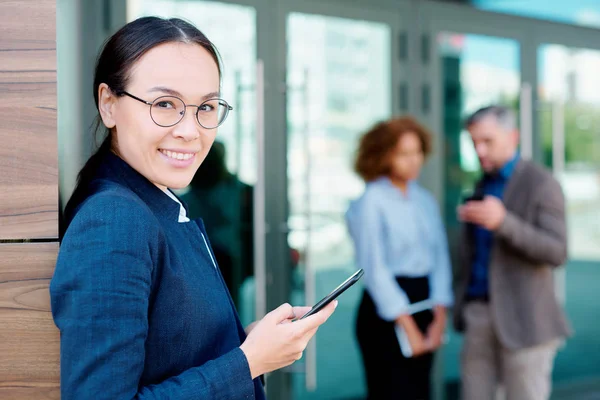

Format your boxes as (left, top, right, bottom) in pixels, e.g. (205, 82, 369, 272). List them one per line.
(354, 116, 432, 182)
(61, 17, 221, 237)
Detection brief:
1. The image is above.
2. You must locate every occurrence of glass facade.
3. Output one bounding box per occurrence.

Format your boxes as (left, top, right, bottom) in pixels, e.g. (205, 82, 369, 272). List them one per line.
(57, 1, 600, 398)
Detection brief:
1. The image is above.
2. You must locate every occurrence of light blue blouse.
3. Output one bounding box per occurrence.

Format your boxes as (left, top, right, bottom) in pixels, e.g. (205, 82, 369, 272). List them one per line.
(346, 177, 453, 321)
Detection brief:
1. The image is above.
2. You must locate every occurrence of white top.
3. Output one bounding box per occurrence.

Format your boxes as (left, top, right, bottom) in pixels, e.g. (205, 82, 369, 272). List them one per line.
(164, 189, 190, 223)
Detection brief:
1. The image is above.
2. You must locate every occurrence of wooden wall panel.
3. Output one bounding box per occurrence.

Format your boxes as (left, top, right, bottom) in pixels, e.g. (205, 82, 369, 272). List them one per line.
(0, 242, 60, 399)
(0, 1, 56, 50)
(0, 0, 57, 239)
(0, 0, 60, 398)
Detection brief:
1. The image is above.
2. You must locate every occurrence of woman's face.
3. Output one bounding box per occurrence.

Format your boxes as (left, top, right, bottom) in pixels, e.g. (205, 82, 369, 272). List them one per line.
(388, 131, 424, 182)
(98, 42, 221, 190)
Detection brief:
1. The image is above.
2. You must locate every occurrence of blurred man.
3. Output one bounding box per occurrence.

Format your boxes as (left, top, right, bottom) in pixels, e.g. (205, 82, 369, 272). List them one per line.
(455, 105, 571, 400)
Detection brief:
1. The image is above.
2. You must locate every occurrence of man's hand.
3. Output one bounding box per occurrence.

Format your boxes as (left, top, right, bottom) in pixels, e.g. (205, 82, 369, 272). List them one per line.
(458, 195, 506, 231)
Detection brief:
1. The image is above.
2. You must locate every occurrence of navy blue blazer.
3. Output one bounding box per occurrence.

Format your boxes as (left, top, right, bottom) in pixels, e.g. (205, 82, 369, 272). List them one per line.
(50, 151, 266, 399)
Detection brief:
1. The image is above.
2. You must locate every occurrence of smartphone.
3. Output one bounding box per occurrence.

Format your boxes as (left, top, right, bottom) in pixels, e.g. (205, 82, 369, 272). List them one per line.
(463, 192, 484, 203)
(299, 269, 364, 320)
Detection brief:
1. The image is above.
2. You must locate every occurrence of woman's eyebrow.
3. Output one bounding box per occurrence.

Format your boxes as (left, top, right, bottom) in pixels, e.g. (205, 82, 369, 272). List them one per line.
(148, 86, 220, 101)
(200, 91, 220, 101)
(147, 86, 183, 97)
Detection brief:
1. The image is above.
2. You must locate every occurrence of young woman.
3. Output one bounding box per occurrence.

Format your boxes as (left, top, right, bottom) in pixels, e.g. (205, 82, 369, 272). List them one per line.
(346, 116, 453, 399)
(51, 16, 336, 400)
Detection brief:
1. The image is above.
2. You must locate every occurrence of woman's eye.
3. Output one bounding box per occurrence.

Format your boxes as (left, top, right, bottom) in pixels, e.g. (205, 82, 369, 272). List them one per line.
(155, 101, 174, 109)
(199, 102, 216, 112)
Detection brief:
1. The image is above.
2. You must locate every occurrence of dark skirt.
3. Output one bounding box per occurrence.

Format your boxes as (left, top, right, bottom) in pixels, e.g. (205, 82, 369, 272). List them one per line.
(356, 276, 435, 400)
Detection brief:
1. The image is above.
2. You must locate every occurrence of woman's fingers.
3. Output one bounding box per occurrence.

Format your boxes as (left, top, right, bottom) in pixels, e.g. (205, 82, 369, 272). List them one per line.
(292, 300, 337, 333)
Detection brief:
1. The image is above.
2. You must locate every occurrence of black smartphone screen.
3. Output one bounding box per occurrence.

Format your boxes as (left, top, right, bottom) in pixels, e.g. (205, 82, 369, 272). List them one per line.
(299, 269, 364, 320)
(463, 192, 484, 203)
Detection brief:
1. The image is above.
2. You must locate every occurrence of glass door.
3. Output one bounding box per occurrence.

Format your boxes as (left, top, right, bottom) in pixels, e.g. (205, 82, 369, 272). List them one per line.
(422, 2, 600, 398)
(282, 1, 403, 398)
(536, 42, 600, 396)
(438, 31, 522, 400)
(127, 0, 264, 324)
(419, 4, 529, 399)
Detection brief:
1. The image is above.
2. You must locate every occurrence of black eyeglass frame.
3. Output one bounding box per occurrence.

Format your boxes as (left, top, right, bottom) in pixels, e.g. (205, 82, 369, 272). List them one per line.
(117, 90, 233, 129)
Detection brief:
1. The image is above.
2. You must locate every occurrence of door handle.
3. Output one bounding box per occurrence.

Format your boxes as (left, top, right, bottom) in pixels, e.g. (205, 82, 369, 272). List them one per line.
(300, 67, 317, 392)
(519, 82, 533, 159)
(254, 59, 267, 321)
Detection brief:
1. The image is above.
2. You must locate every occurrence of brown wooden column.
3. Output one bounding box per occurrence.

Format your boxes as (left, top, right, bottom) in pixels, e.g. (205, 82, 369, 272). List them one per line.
(0, 0, 60, 398)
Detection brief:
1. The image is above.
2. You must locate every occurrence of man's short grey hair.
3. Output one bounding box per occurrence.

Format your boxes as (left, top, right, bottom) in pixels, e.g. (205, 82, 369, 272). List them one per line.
(465, 105, 517, 131)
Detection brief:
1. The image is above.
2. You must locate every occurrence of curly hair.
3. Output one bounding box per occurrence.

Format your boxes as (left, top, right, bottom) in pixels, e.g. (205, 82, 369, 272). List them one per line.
(354, 116, 433, 182)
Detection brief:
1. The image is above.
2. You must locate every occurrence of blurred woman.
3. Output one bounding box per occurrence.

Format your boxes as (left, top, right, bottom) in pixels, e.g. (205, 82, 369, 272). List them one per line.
(346, 116, 453, 399)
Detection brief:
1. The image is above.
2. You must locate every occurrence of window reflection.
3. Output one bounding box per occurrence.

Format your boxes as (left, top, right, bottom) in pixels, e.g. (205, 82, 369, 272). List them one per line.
(287, 13, 391, 271)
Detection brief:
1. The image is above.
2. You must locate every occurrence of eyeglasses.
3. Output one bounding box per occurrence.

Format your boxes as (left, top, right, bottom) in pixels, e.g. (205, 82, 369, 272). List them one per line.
(118, 91, 233, 129)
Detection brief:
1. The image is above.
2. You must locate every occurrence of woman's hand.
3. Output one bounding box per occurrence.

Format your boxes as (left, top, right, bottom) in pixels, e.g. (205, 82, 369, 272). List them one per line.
(244, 321, 258, 335)
(425, 321, 444, 350)
(240, 302, 337, 379)
(425, 306, 447, 351)
(396, 314, 431, 357)
(244, 306, 312, 334)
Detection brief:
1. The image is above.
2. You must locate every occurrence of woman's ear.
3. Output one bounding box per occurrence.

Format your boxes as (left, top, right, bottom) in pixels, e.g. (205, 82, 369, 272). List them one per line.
(98, 83, 117, 129)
